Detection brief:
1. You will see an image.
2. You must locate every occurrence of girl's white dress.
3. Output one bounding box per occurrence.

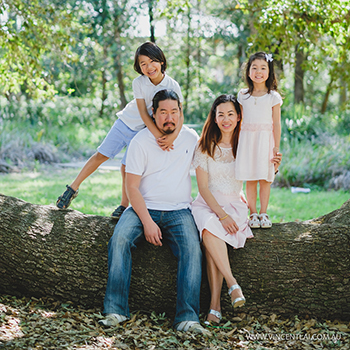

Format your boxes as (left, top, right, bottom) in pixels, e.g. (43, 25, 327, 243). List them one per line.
(235, 88, 283, 182)
(191, 145, 253, 249)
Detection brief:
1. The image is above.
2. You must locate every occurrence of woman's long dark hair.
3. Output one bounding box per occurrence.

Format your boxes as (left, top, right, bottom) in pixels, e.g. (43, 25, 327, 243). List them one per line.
(199, 94, 242, 159)
(244, 51, 278, 95)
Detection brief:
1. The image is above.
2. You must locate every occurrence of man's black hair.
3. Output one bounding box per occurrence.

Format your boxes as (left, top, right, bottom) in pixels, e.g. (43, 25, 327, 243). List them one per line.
(152, 89, 181, 113)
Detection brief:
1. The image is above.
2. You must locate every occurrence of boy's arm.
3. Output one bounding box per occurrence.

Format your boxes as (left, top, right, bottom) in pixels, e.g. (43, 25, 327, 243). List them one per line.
(136, 98, 163, 139)
(157, 103, 184, 150)
(136, 98, 184, 151)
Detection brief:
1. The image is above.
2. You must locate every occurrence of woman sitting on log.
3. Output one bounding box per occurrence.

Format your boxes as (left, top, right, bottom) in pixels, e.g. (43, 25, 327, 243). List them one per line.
(191, 94, 281, 324)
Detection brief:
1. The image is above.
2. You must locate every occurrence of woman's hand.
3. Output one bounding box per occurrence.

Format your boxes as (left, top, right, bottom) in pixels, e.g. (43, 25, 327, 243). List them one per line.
(272, 151, 282, 172)
(220, 215, 239, 235)
(240, 190, 248, 205)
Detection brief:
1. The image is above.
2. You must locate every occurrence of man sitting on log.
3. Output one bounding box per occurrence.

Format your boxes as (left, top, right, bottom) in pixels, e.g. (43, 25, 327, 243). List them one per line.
(99, 89, 209, 335)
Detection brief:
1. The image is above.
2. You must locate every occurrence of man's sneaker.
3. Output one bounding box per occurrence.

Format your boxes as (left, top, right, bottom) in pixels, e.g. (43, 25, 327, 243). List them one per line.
(56, 185, 79, 209)
(175, 321, 212, 336)
(98, 314, 127, 327)
(111, 205, 126, 219)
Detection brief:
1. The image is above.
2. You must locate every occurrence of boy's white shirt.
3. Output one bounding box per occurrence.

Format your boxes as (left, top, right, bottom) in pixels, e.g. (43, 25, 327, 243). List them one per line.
(117, 74, 184, 131)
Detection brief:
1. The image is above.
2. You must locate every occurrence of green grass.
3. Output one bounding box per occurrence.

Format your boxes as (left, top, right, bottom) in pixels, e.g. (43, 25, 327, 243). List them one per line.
(268, 186, 348, 222)
(0, 167, 123, 217)
(0, 166, 348, 222)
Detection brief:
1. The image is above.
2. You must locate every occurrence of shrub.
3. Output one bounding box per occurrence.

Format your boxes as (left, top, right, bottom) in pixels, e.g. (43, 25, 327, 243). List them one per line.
(276, 132, 350, 189)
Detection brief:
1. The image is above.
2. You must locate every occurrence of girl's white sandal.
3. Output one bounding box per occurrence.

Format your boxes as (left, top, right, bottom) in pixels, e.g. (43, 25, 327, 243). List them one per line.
(259, 213, 272, 228)
(249, 213, 260, 228)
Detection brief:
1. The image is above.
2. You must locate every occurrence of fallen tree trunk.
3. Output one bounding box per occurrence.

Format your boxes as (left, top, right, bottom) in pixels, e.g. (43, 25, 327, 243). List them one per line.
(0, 194, 349, 320)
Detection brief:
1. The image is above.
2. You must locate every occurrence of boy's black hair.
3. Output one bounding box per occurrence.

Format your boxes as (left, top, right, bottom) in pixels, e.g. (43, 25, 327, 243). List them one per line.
(152, 89, 180, 114)
(134, 42, 167, 75)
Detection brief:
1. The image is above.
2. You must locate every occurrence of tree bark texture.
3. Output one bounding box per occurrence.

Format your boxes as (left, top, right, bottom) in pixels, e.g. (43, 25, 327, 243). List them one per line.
(148, 0, 156, 43)
(294, 46, 305, 104)
(0, 194, 349, 321)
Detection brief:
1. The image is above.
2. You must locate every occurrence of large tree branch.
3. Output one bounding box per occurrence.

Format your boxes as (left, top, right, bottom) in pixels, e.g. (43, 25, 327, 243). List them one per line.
(0, 194, 349, 320)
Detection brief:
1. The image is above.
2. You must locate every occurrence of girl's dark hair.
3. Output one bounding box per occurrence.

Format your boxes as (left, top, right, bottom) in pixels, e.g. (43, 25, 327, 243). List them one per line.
(199, 94, 242, 159)
(152, 89, 181, 114)
(244, 51, 278, 95)
(134, 42, 167, 75)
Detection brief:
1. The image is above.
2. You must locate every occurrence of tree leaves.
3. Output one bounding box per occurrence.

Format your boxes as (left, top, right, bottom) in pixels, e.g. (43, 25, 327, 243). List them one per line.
(0, 0, 77, 98)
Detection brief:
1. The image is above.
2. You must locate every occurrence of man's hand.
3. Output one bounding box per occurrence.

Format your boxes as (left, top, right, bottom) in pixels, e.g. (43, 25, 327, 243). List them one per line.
(143, 220, 163, 246)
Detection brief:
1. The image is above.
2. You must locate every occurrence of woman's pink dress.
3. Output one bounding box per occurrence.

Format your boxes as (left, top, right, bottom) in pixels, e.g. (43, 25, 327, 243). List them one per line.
(191, 145, 253, 248)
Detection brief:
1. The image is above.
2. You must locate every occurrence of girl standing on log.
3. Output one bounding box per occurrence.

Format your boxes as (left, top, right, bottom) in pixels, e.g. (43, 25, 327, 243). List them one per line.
(56, 42, 184, 219)
(235, 52, 282, 229)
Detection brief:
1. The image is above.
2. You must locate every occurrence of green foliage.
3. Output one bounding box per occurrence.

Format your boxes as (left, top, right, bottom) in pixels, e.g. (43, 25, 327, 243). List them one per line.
(0, 95, 116, 125)
(0, 96, 114, 164)
(0, 0, 79, 98)
(281, 103, 350, 139)
(245, 0, 350, 110)
(248, 0, 350, 59)
(278, 134, 350, 189)
(1, 0, 350, 115)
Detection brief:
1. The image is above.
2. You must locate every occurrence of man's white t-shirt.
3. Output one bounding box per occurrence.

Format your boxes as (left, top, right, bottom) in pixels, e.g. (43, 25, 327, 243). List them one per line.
(117, 74, 184, 131)
(126, 126, 199, 211)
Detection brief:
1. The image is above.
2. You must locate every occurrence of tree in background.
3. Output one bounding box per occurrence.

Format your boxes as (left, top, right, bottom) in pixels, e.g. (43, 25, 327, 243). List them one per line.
(244, 0, 350, 111)
(54, 0, 138, 116)
(0, 0, 76, 99)
(1, 0, 349, 121)
(157, 0, 250, 123)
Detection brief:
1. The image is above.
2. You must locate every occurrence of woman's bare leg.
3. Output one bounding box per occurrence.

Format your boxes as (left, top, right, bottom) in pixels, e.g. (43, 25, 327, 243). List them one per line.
(202, 230, 244, 306)
(202, 243, 223, 322)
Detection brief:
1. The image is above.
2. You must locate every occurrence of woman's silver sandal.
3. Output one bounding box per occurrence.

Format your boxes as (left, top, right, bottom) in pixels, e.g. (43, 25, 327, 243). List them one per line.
(204, 309, 222, 325)
(228, 284, 246, 308)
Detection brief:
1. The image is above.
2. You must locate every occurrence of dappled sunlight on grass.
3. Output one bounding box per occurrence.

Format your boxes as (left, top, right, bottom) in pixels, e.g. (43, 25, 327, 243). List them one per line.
(0, 165, 348, 221)
(0, 167, 122, 215)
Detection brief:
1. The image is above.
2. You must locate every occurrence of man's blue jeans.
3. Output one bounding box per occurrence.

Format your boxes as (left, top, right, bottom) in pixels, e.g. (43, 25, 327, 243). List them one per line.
(103, 207, 202, 325)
